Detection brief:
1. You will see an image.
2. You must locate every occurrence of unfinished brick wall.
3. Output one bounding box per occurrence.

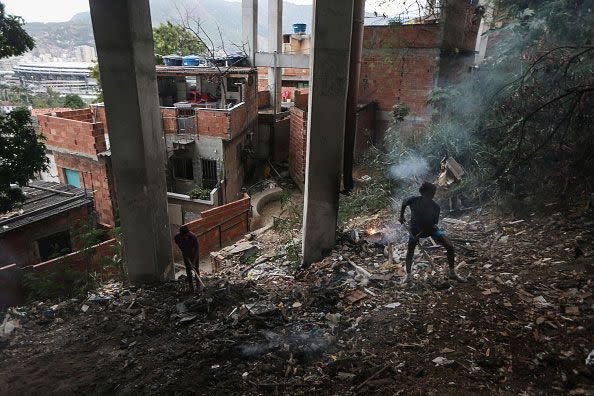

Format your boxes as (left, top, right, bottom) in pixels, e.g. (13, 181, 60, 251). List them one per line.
(32, 238, 116, 273)
(38, 113, 107, 156)
(54, 108, 94, 122)
(229, 103, 248, 138)
(54, 153, 115, 226)
(161, 107, 178, 134)
(174, 194, 251, 259)
(223, 134, 247, 203)
(197, 110, 230, 139)
(258, 90, 271, 109)
(289, 107, 308, 189)
(359, 25, 442, 116)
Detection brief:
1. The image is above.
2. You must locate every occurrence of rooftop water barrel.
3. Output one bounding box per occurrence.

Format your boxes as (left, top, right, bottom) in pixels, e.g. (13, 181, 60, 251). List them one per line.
(163, 55, 182, 66)
(292, 23, 306, 34)
(182, 55, 202, 66)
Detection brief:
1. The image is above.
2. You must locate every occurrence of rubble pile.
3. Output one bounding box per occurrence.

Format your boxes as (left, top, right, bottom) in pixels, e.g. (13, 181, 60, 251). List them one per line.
(1, 208, 593, 394)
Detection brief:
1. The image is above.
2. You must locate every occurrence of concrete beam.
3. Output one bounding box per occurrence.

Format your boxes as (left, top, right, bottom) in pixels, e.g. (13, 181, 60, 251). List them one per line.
(254, 52, 310, 69)
(268, 0, 283, 113)
(89, 0, 173, 283)
(242, 0, 258, 65)
(302, 0, 354, 265)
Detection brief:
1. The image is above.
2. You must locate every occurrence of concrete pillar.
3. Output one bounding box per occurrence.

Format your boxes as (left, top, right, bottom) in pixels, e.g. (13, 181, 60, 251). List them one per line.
(89, 0, 173, 283)
(343, 0, 366, 193)
(268, 0, 283, 114)
(242, 0, 258, 65)
(302, 0, 354, 265)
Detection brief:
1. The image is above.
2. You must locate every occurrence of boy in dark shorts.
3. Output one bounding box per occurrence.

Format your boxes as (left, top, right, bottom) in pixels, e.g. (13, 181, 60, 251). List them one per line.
(399, 182, 466, 284)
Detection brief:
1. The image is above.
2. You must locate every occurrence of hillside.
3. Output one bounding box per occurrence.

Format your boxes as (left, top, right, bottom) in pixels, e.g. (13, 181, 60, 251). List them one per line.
(23, 0, 313, 55)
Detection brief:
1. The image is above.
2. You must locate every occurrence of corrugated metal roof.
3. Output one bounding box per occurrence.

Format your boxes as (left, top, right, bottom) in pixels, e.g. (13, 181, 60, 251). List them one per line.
(0, 181, 93, 235)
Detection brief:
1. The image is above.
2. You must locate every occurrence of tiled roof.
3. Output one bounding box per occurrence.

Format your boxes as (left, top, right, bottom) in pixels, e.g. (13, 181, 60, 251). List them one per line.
(0, 181, 92, 235)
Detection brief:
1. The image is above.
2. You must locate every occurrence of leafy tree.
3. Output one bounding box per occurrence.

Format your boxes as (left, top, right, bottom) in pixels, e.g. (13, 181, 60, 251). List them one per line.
(0, 108, 48, 213)
(89, 62, 102, 102)
(62, 94, 85, 109)
(0, 2, 34, 58)
(153, 22, 206, 64)
(31, 87, 63, 108)
(385, 0, 594, 207)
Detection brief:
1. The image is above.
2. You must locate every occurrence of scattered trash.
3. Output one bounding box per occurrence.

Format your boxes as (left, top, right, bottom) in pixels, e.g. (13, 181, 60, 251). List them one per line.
(586, 350, 594, 366)
(384, 302, 401, 309)
(344, 289, 367, 304)
(1, 315, 20, 336)
(81, 304, 89, 312)
(432, 356, 455, 366)
(533, 296, 553, 308)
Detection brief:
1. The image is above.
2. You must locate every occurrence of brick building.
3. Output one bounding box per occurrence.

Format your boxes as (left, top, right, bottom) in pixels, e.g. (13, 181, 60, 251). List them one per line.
(282, 2, 482, 187)
(0, 181, 94, 268)
(36, 66, 259, 228)
(36, 108, 116, 226)
(155, 66, 258, 225)
(359, 2, 482, 134)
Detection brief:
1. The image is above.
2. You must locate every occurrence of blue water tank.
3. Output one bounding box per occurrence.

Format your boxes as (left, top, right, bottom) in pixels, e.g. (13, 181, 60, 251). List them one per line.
(292, 23, 306, 34)
(163, 55, 182, 66)
(182, 55, 202, 66)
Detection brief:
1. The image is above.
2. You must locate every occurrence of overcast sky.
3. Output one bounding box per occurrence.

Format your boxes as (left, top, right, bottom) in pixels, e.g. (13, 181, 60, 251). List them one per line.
(3, 0, 403, 23)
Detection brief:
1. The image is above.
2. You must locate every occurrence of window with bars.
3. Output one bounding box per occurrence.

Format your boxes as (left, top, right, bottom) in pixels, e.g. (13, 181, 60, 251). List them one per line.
(173, 157, 194, 180)
(201, 159, 218, 189)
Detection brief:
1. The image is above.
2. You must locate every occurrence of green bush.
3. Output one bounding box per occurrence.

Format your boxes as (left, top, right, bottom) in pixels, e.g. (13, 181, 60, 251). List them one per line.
(188, 188, 212, 200)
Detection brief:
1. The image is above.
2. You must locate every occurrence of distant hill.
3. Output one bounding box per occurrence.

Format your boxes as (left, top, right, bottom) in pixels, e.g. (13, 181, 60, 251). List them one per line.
(23, 0, 312, 55)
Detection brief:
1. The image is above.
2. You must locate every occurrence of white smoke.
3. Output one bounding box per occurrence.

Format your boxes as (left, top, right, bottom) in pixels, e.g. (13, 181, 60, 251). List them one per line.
(389, 154, 429, 181)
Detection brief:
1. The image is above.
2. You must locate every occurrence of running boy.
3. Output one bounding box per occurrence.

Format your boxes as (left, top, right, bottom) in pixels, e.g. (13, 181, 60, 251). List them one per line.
(399, 182, 466, 283)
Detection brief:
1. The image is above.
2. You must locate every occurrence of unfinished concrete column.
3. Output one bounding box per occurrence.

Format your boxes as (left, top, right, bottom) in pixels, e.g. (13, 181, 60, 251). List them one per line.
(268, 0, 283, 114)
(89, 0, 173, 282)
(302, 0, 354, 265)
(242, 0, 258, 65)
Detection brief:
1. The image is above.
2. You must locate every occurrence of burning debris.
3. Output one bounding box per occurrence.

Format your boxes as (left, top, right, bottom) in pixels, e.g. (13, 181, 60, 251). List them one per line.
(1, 206, 593, 394)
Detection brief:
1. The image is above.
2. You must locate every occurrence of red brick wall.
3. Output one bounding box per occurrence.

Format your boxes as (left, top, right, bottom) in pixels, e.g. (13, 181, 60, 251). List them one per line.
(0, 264, 22, 308)
(197, 110, 230, 139)
(37, 113, 107, 156)
(0, 237, 116, 308)
(223, 134, 247, 203)
(175, 194, 251, 259)
(31, 238, 116, 273)
(229, 103, 248, 138)
(359, 25, 442, 116)
(54, 108, 94, 122)
(289, 107, 308, 189)
(258, 90, 271, 109)
(54, 153, 115, 226)
(160, 107, 178, 134)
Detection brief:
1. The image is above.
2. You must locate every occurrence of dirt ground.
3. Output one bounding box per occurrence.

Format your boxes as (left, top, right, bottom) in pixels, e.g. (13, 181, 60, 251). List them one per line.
(1, 204, 593, 395)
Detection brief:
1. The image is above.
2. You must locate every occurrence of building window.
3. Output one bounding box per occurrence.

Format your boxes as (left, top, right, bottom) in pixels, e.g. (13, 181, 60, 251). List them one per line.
(173, 158, 193, 180)
(63, 168, 81, 188)
(201, 159, 218, 189)
(36, 231, 72, 262)
(226, 77, 243, 93)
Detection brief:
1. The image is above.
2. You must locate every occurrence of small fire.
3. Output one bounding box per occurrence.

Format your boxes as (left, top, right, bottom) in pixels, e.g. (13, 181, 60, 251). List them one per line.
(367, 227, 377, 235)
